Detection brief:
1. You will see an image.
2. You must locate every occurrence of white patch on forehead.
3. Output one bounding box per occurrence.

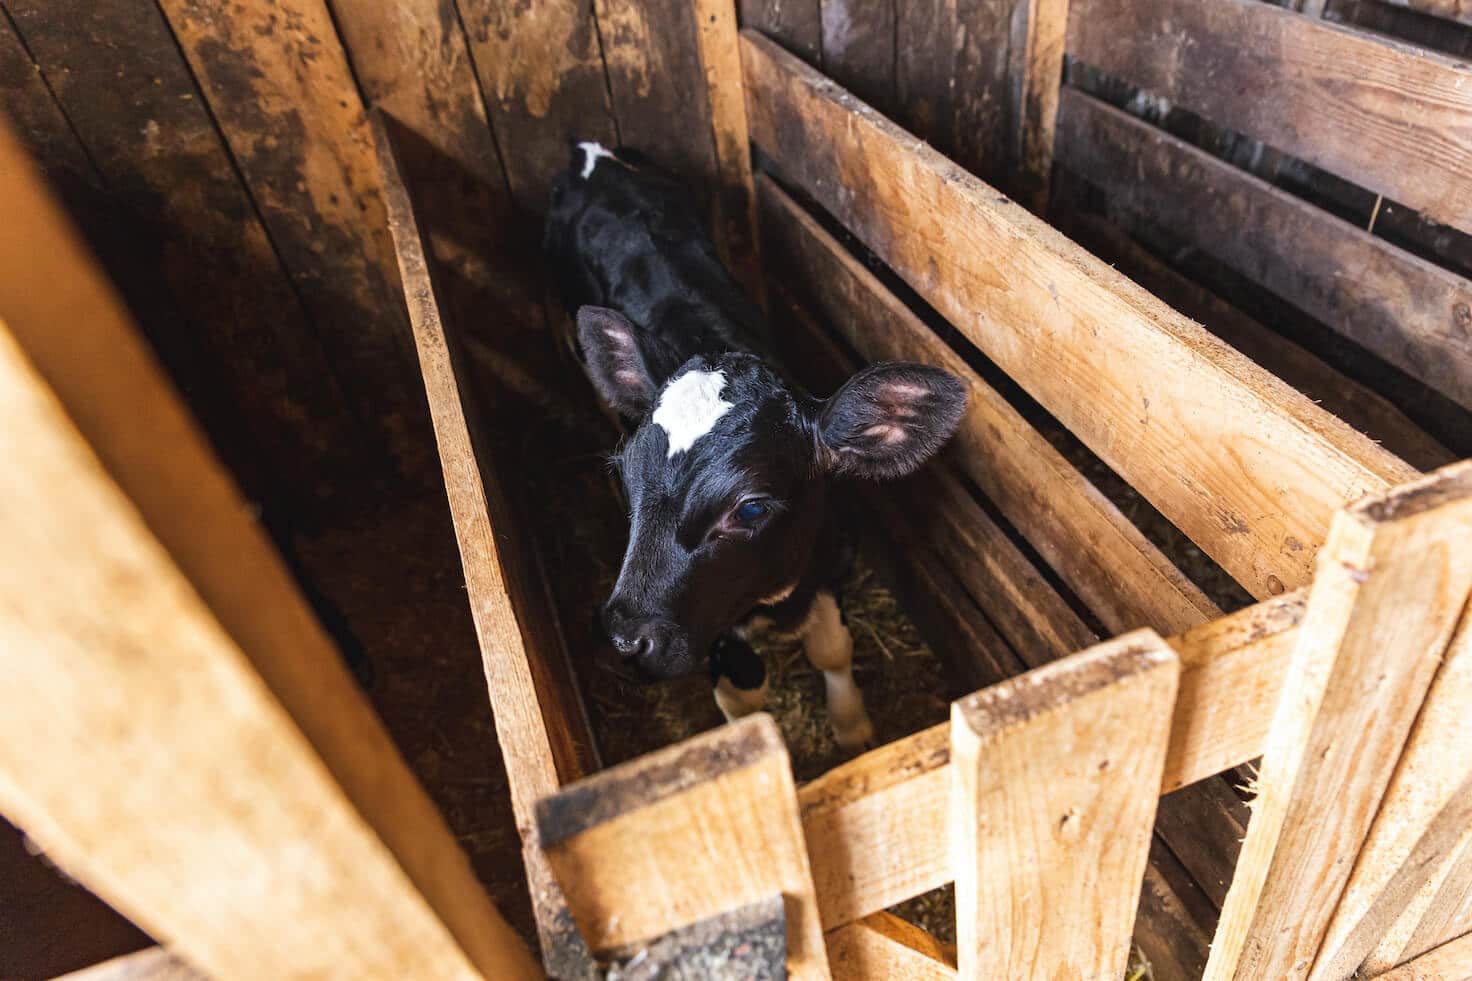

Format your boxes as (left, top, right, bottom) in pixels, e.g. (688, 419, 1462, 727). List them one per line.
(578, 141, 617, 178)
(652, 369, 733, 458)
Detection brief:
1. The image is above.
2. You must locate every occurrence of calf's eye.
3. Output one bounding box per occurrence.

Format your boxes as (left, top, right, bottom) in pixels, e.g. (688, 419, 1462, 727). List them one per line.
(735, 499, 770, 525)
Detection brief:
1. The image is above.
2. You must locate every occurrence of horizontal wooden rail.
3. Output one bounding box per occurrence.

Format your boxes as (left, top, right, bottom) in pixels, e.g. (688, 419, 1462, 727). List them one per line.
(742, 29, 1414, 603)
(1067, 0, 1472, 237)
(1055, 88, 1472, 414)
(796, 590, 1301, 929)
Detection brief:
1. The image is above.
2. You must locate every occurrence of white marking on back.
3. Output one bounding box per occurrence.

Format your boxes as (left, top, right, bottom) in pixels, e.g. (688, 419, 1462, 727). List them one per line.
(652, 369, 733, 458)
(578, 141, 617, 178)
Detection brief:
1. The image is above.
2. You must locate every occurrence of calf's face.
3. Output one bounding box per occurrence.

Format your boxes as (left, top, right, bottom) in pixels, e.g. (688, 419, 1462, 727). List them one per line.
(579, 306, 966, 680)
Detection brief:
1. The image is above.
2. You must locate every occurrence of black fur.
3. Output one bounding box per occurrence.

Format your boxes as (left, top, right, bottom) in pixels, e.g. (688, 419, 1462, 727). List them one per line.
(545, 144, 967, 682)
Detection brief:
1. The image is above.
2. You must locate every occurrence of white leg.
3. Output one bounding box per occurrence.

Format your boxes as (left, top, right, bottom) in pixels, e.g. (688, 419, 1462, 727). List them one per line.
(714, 674, 768, 722)
(802, 591, 874, 751)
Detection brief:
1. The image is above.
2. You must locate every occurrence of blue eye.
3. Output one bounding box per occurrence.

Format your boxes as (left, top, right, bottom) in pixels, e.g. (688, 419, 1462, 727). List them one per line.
(735, 500, 770, 524)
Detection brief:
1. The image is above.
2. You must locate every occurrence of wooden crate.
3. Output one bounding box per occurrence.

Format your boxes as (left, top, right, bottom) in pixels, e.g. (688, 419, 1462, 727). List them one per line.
(5, 0, 1472, 978)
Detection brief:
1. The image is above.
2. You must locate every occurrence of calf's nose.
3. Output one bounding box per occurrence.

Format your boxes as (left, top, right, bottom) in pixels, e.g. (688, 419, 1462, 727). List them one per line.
(600, 601, 666, 662)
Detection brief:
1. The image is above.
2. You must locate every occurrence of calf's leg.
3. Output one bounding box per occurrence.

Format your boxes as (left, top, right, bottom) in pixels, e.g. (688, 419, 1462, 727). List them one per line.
(711, 632, 767, 721)
(802, 591, 874, 751)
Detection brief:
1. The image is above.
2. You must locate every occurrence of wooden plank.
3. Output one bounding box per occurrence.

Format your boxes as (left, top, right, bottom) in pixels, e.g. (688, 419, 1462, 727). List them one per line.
(1317, 612, 1472, 978)
(1372, 933, 1472, 981)
(757, 174, 1219, 637)
(1055, 88, 1472, 415)
(154, 0, 425, 478)
(825, 913, 957, 980)
(0, 13, 98, 184)
(1404, 840, 1472, 968)
(1056, 207, 1456, 472)
(1008, 0, 1069, 210)
(459, 0, 617, 212)
(1208, 461, 1472, 981)
(536, 714, 830, 979)
(693, 0, 766, 302)
(744, 30, 1415, 601)
(6, 0, 360, 493)
(1066, 0, 1472, 237)
(55, 949, 206, 981)
(1137, 840, 1214, 981)
(795, 588, 1301, 929)
(0, 125, 537, 980)
(893, 0, 956, 158)
(738, 0, 822, 62)
(819, 0, 896, 116)
(372, 111, 594, 975)
(951, 630, 1179, 979)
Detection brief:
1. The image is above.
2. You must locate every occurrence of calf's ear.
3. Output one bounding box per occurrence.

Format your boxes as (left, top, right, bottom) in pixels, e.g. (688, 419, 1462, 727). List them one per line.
(577, 306, 657, 417)
(816, 362, 967, 479)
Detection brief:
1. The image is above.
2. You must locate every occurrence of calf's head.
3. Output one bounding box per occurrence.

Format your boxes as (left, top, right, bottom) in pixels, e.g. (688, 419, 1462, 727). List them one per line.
(579, 306, 967, 680)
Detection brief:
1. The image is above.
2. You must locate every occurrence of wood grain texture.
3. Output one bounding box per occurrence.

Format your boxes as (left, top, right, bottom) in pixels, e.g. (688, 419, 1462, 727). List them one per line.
(1008, 0, 1069, 209)
(825, 913, 958, 980)
(373, 111, 595, 975)
(55, 949, 206, 981)
(459, 0, 617, 211)
(1065, 0, 1472, 237)
(1372, 932, 1472, 981)
(952, 630, 1179, 980)
(1208, 462, 1472, 981)
(1055, 88, 1472, 414)
(1137, 841, 1214, 981)
(536, 714, 831, 979)
(154, 0, 426, 477)
(1056, 206, 1455, 472)
(743, 30, 1414, 602)
(1318, 612, 1472, 978)
(819, 0, 895, 116)
(738, 0, 822, 62)
(1405, 840, 1472, 968)
(0, 123, 536, 981)
(756, 174, 1218, 637)
(0, 13, 98, 184)
(6, 0, 360, 493)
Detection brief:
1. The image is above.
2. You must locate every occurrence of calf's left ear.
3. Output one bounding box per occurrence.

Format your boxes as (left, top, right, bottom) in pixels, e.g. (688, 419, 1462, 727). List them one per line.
(817, 362, 967, 479)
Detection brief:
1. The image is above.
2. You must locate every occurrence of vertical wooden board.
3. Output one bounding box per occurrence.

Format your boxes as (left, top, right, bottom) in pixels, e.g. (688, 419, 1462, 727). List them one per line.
(1065, 0, 1472, 237)
(154, 0, 426, 477)
(0, 13, 98, 184)
(459, 0, 617, 212)
(1054, 89, 1472, 415)
(537, 715, 831, 979)
(951, 630, 1180, 979)
(1372, 933, 1472, 981)
(1208, 462, 1472, 981)
(756, 174, 1218, 636)
(1136, 841, 1214, 981)
(1404, 837, 1472, 966)
(894, 0, 957, 155)
(819, 0, 895, 116)
(0, 118, 536, 981)
(1317, 613, 1472, 978)
(5, 0, 360, 492)
(743, 30, 1416, 601)
(693, 0, 766, 301)
(1008, 0, 1068, 210)
(739, 0, 822, 61)
(595, 0, 720, 190)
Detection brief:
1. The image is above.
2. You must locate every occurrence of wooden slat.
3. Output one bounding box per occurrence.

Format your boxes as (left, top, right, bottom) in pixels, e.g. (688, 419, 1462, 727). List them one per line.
(756, 174, 1218, 637)
(0, 123, 537, 980)
(738, 0, 822, 62)
(536, 714, 830, 979)
(1056, 207, 1456, 472)
(952, 630, 1179, 979)
(1404, 841, 1472, 968)
(1066, 0, 1472, 237)
(1137, 840, 1215, 981)
(372, 111, 592, 975)
(56, 949, 206, 981)
(819, 0, 896, 116)
(1055, 88, 1472, 415)
(1008, 0, 1069, 209)
(153, 0, 424, 477)
(825, 913, 957, 980)
(1372, 933, 1472, 981)
(795, 588, 1300, 929)
(743, 30, 1414, 602)
(692, 0, 765, 302)
(0, 14, 98, 184)
(1208, 461, 1472, 980)
(1317, 613, 1472, 978)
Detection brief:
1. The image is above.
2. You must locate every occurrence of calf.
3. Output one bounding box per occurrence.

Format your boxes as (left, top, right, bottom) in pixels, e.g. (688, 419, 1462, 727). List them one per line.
(544, 142, 966, 749)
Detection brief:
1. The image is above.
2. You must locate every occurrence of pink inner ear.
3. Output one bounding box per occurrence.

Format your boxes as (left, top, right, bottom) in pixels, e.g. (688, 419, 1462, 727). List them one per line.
(862, 423, 907, 444)
(615, 369, 644, 387)
(883, 382, 931, 400)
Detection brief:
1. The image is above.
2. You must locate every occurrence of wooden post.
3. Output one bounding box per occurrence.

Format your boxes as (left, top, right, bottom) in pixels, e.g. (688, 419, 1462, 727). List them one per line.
(0, 124, 539, 979)
(536, 714, 831, 980)
(1009, 0, 1070, 211)
(951, 630, 1180, 979)
(1208, 461, 1472, 981)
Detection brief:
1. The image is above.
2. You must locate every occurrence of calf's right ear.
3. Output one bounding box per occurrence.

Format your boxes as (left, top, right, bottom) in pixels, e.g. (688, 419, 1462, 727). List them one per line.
(577, 306, 657, 417)
(817, 362, 967, 479)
